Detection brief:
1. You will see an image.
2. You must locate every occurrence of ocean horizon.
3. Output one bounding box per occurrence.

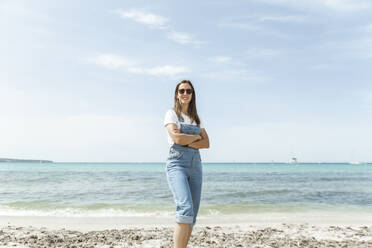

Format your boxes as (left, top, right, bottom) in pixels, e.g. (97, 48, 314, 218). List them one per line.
(1, 160, 372, 164)
(1, 162, 372, 218)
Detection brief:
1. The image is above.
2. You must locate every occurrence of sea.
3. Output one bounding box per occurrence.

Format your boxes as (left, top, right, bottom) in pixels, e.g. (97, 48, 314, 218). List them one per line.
(1, 162, 372, 217)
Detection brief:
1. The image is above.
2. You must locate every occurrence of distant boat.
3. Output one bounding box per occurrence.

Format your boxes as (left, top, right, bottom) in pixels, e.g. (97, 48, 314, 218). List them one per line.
(349, 161, 364, 165)
(288, 157, 299, 164)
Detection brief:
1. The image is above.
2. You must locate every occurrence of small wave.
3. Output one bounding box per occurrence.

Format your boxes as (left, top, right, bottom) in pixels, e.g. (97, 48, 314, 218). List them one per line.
(203, 189, 296, 200)
(0, 206, 229, 218)
(2, 202, 372, 217)
(0, 201, 175, 217)
(204, 209, 222, 216)
(0, 206, 174, 217)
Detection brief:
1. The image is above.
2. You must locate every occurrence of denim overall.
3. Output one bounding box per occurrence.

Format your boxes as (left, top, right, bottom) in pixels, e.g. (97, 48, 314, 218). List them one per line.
(165, 117, 202, 228)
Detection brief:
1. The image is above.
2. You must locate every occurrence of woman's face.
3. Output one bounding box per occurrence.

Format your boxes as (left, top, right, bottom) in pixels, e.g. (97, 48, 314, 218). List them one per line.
(177, 83, 193, 105)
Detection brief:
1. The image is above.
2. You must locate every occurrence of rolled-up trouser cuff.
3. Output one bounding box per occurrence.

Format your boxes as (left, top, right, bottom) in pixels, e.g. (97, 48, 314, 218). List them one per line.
(176, 214, 193, 224)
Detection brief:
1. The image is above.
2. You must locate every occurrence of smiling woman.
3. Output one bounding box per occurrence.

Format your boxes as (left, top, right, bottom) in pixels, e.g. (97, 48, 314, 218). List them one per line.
(163, 79, 209, 248)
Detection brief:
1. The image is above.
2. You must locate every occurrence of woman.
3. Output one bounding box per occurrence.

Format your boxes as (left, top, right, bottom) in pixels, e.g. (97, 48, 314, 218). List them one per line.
(163, 80, 210, 248)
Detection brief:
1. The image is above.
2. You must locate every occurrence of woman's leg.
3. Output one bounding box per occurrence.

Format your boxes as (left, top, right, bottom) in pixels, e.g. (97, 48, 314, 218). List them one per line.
(166, 168, 194, 224)
(174, 223, 192, 248)
(185, 226, 193, 244)
(174, 153, 201, 247)
(188, 154, 203, 227)
(166, 166, 194, 247)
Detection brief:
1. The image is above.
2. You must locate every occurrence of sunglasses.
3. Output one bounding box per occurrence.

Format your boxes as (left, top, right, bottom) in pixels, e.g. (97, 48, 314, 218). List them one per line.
(178, 89, 193, 95)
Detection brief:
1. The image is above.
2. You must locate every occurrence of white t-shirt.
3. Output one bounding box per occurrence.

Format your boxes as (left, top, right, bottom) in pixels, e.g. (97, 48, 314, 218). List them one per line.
(163, 109, 204, 146)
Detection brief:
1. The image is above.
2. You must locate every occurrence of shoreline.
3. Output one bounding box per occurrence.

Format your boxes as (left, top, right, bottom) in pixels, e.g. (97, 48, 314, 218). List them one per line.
(1, 211, 372, 232)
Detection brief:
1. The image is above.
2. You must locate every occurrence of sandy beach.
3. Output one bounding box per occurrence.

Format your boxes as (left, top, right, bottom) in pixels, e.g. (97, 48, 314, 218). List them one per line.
(1, 212, 372, 247)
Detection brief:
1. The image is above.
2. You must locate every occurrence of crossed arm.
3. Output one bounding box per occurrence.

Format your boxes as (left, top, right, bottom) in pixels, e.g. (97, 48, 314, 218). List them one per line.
(165, 123, 210, 149)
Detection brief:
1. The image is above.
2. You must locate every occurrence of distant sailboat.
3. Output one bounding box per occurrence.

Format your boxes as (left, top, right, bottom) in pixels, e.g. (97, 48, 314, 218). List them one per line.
(289, 145, 299, 164)
(288, 157, 298, 164)
(349, 149, 364, 165)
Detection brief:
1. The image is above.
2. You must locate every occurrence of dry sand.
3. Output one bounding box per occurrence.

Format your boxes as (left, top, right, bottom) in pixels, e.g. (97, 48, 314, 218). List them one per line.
(1, 212, 372, 247)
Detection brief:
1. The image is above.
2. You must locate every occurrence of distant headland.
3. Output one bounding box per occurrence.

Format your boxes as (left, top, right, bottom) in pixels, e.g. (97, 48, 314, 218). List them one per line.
(0, 158, 53, 163)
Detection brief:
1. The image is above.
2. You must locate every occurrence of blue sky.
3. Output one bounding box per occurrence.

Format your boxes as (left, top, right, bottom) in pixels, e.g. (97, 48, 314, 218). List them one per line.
(1, 0, 371, 162)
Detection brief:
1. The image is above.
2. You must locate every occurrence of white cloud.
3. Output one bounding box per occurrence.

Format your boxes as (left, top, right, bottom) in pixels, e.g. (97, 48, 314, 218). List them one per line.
(256, 15, 308, 23)
(167, 32, 205, 46)
(209, 56, 232, 63)
(146, 65, 190, 77)
(116, 9, 204, 46)
(202, 68, 270, 84)
(86, 54, 190, 77)
(117, 9, 168, 29)
(88, 54, 133, 69)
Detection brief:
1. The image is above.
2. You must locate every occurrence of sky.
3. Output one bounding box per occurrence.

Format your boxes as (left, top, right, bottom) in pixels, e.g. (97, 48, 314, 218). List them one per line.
(1, 0, 371, 163)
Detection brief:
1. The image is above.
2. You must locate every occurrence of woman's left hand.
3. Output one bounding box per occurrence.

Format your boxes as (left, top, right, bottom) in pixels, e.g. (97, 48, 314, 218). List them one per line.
(188, 141, 201, 149)
(188, 143, 197, 148)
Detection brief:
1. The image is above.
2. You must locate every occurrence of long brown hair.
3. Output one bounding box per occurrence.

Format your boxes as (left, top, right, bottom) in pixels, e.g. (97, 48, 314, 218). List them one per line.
(173, 80, 201, 126)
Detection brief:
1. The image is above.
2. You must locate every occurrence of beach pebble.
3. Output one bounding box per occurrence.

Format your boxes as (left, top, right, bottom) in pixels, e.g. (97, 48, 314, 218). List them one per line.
(1, 224, 372, 248)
